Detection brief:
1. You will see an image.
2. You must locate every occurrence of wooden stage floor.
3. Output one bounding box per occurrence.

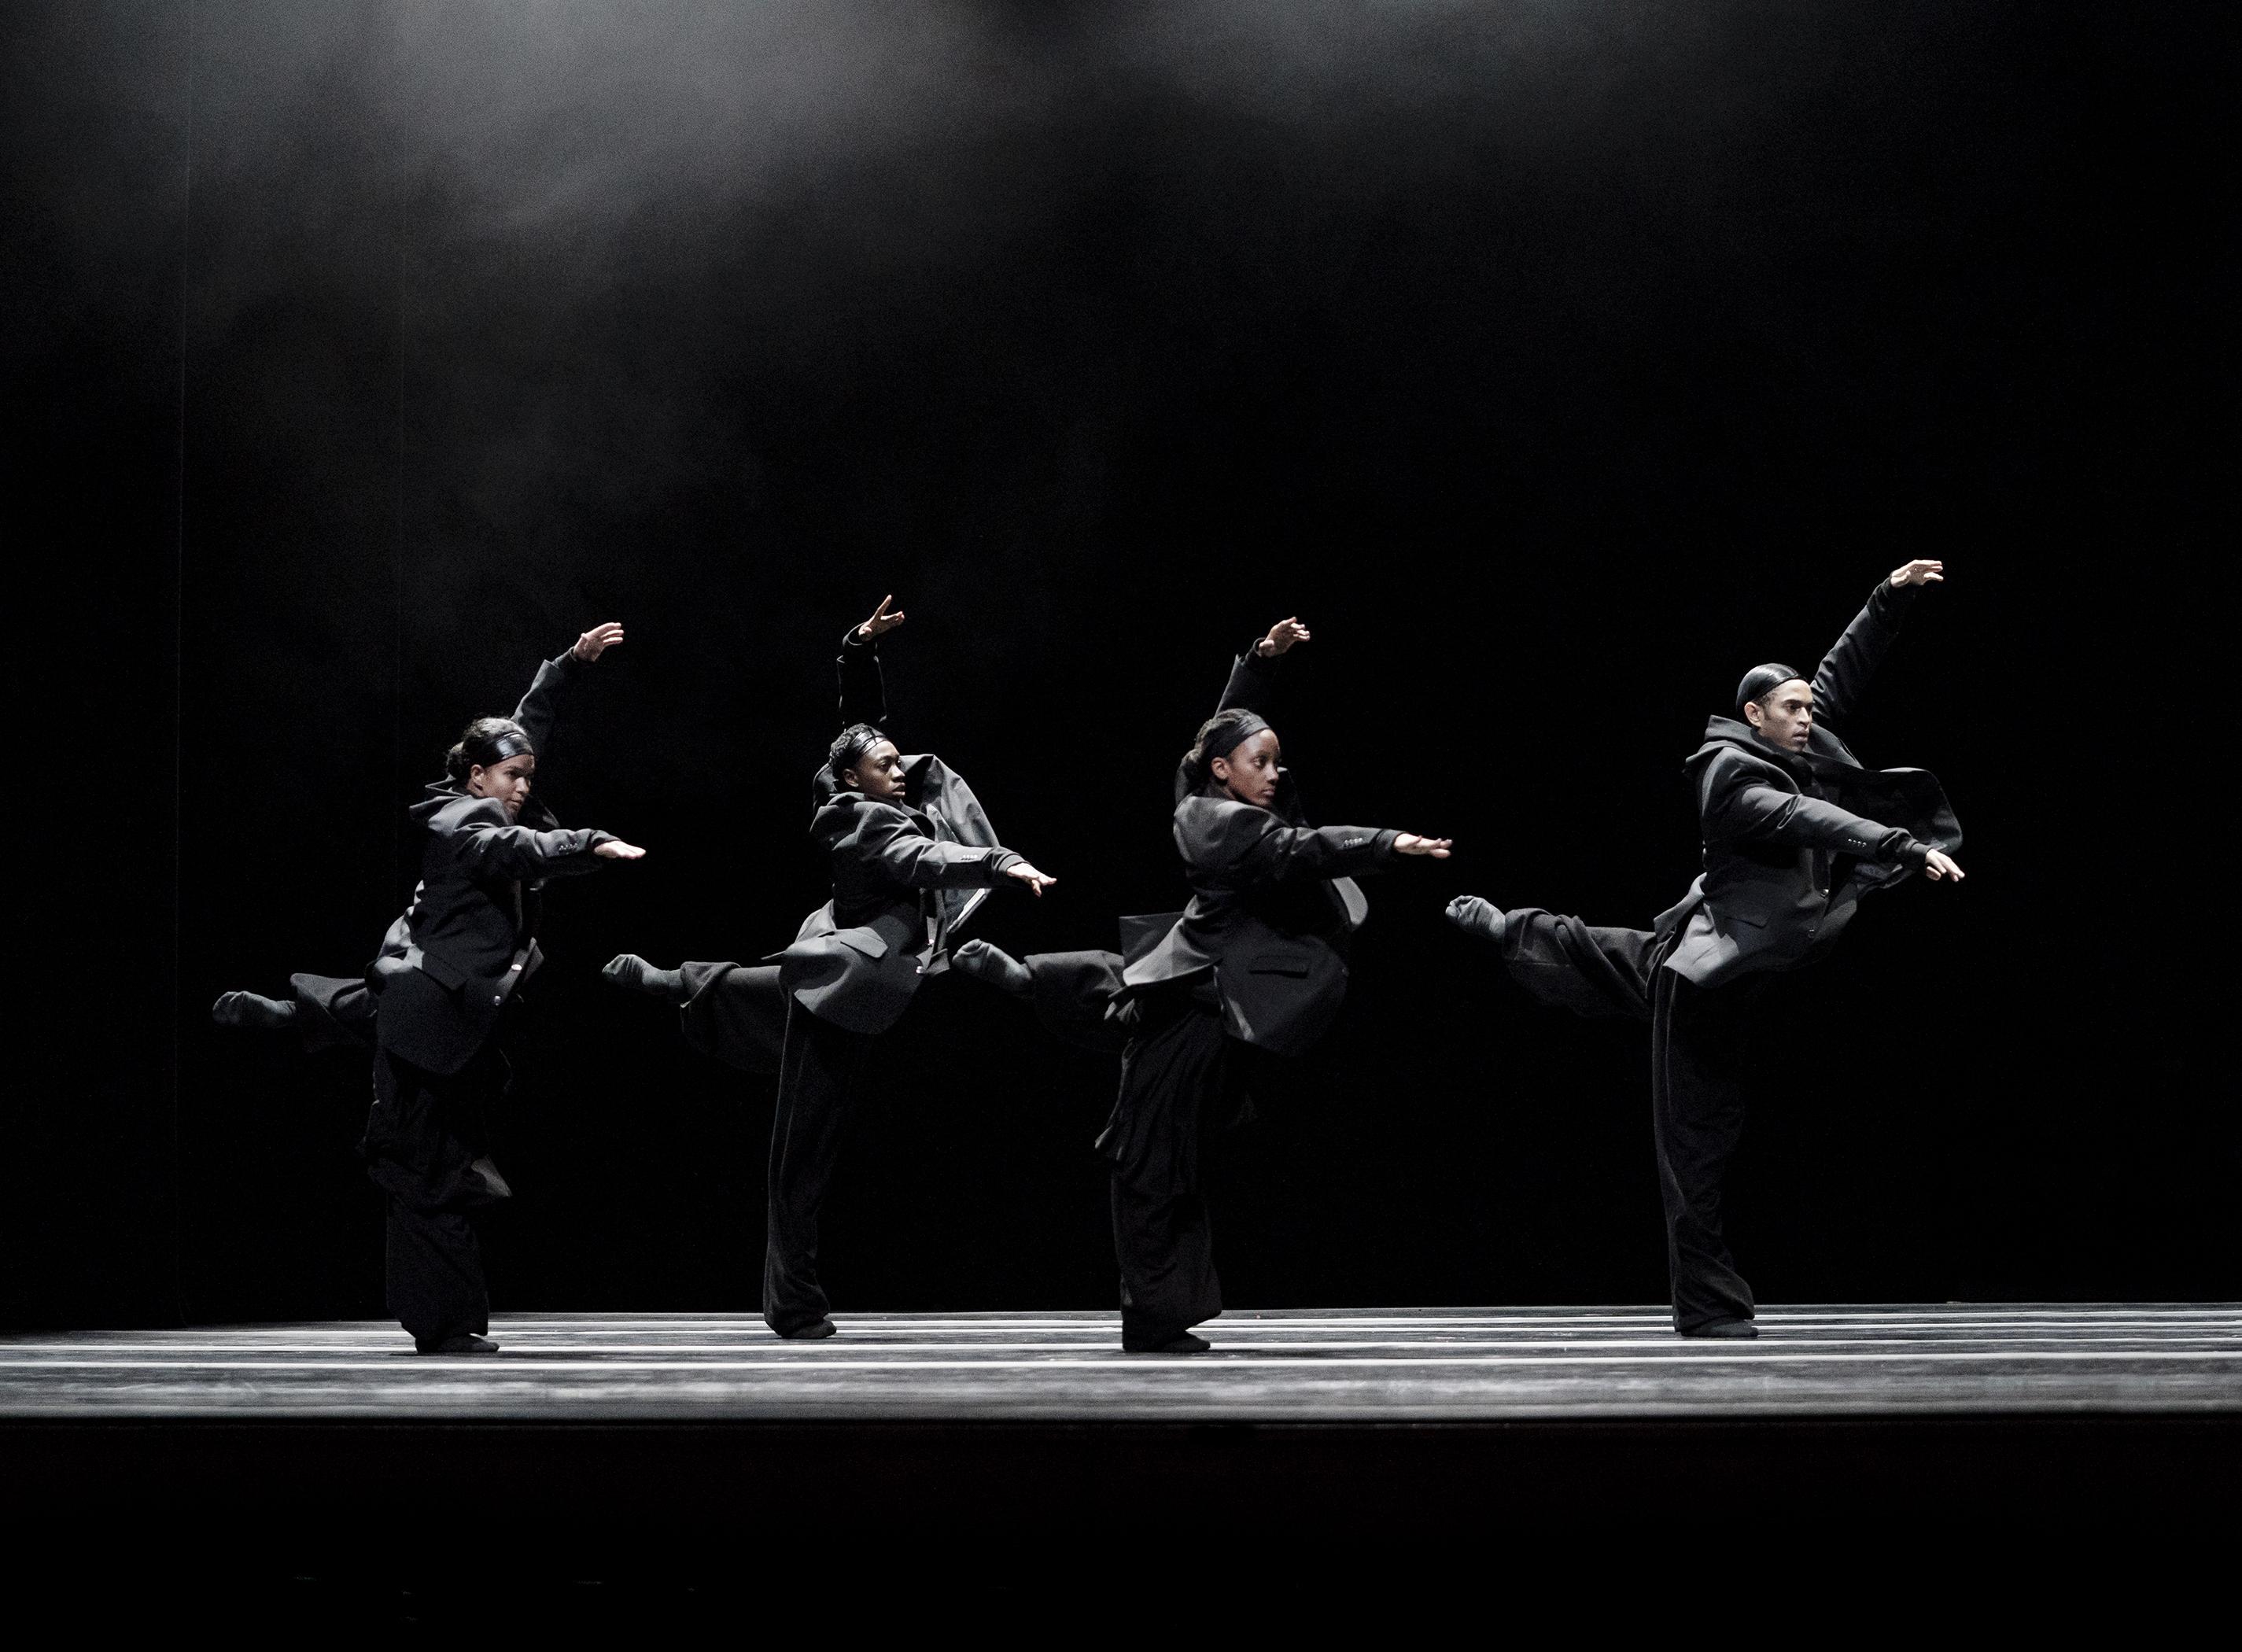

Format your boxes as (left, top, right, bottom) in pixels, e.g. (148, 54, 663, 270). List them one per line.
(5, 1304, 2236, 1557)
(4, 1304, 2236, 1422)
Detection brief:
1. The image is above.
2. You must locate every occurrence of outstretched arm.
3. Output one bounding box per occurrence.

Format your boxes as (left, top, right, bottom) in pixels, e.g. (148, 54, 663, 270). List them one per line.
(1702, 763, 1961, 879)
(513, 621, 625, 759)
(1812, 562, 1940, 731)
(446, 805, 641, 881)
(1184, 802, 1450, 886)
(837, 596, 902, 730)
(837, 806, 1042, 893)
(1214, 615, 1311, 718)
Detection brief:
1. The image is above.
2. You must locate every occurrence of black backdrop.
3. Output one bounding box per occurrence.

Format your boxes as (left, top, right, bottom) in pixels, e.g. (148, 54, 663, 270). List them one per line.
(6, 1, 2231, 1328)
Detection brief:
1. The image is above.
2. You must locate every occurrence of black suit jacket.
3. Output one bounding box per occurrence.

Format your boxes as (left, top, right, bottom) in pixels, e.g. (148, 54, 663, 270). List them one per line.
(374, 648, 618, 1072)
(776, 629, 1022, 1034)
(1120, 640, 1396, 1057)
(1664, 579, 1962, 986)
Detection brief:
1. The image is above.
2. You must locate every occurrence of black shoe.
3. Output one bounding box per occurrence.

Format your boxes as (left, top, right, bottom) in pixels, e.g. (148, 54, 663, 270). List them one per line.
(416, 1333, 500, 1355)
(776, 1318, 837, 1340)
(212, 990, 297, 1031)
(1679, 1318, 1759, 1339)
(950, 938, 1033, 998)
(603, 953, 687, 1004)
(1123, 1332, 1211, 1355)
(1444, 895, 1508, 947)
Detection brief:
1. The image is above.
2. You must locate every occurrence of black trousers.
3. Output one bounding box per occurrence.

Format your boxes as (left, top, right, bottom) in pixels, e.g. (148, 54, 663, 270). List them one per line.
(1098, 990, 1245, 1348)
(763, 998, 876, 1335)
(363, 1042, 513, 1349)
(292, 972, 378, 1054)
(1500, 909, 1769, 1332)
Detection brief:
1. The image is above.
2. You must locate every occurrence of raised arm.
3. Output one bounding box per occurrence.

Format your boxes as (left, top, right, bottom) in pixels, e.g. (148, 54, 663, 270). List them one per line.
(1812, 562, 1939, 732)
(512, 621, 625, 759)
(838, 596, 903, 730)
(1213, 615, 1311, 718)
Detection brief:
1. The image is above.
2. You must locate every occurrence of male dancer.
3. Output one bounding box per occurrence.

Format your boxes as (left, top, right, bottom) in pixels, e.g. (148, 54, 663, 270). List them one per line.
(1449, 560, 1963, 1337)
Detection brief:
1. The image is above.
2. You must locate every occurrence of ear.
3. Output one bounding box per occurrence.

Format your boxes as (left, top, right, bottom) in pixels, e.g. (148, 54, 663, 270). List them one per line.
(1208, 754, 1231, 784)
(1742, 701, 1764, 728)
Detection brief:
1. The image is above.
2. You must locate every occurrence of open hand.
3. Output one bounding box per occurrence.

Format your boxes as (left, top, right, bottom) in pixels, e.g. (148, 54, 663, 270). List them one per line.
(1922, 848, 1964, 882)
(1006, 861, 1056, 896)
(857, 595, 907, 640)
(1395, 834, 1453, 858)
(1888, 559, 1945, 589)
(573, 621, 625, 662)
(1258, 616, 1311, 657)
(595, 840, 647, 861)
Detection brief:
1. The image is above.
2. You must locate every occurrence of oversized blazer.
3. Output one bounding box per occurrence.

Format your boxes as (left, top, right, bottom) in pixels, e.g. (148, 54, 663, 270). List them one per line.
(776, 629, 1022, 1035)
(375, 648, 617, 1073)
(1119, 640, 1395, 1058)
(1662, 578, 1962, 988)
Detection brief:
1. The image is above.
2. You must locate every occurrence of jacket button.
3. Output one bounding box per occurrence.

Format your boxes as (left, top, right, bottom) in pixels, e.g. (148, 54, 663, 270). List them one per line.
(510, 963, 522, 972)
(492, 995, 503, 1005)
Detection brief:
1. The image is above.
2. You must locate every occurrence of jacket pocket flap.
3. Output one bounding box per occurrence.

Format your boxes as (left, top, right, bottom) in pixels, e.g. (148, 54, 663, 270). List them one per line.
(828, 926, 890, 960)
(416, 950, 470, 990)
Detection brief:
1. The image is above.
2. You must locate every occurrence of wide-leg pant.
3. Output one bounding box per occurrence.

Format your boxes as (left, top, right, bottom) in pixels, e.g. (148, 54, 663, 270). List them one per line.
(363, 1042, 513, 1350)
(1500, 909, 1764, 1331)
(763, 999, 876, 1335)
(1097, 990, 1241, 1348)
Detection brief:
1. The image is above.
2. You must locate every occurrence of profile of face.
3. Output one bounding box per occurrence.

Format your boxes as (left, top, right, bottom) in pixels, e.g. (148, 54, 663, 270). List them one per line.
(467, 754, 537, 817)
(1210, 728, 1283, 808)
(843, 739, 909, 802)
(1744, 681, 1815, 753)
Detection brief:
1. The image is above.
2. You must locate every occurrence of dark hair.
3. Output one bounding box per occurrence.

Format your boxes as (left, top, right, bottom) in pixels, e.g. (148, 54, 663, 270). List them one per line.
(1734, 663, 1808, 717)
(1182, 708, 1272, 787)
(444, 716, 535, 782)
(828, 722, 891, 784)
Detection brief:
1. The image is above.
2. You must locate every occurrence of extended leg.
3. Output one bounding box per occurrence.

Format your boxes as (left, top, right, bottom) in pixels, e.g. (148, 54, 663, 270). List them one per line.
(762, 1001, 871, 1337)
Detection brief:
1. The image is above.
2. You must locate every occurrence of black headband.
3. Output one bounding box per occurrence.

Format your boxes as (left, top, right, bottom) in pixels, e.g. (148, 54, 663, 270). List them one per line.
(1735, 664, 1808, 716)
(1202, 712, 1269, 768)
(829, 724, 890, 780)
(468, 728, 536, 768)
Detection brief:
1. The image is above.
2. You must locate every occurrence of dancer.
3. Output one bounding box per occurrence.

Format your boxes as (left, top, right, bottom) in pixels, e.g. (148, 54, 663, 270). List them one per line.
(1084, 616, 1453, 1354)
(1447, 561, 1963, 1337)
(604, 597, 1055, 1340)
(209, 625, 629, 1060)
(365, 622, 644, 1355)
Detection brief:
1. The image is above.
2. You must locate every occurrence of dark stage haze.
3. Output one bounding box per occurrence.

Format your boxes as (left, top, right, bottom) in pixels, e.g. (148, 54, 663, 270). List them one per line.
(4, 1, 2231, 1327)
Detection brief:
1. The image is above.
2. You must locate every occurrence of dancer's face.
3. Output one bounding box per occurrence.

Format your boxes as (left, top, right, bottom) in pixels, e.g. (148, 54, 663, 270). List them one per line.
(1744, 681, 1815, 752)
(467, 754, 537, 817)
(1210, 729, 1283, 809)
(844, 739, 908, 802)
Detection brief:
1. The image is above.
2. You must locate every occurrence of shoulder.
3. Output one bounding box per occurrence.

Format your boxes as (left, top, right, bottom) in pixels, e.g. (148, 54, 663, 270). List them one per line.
(430, 795, 511, 832)
(1177, 795, 1275, 861)
(813, 793, 913, 840)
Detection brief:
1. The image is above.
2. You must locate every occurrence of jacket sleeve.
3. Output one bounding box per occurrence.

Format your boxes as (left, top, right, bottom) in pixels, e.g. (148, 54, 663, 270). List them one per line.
(1214, 637, 1282, 718)
(1812, 578, 1916, 733)
(837, 627, 889, 730)
(444, 801, 617, 880)
(1186, 802, 1398, 885)
(511, 649, 583, 759)
(1700, 756, 1926, 866)
(839, 806, 1022, 891)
